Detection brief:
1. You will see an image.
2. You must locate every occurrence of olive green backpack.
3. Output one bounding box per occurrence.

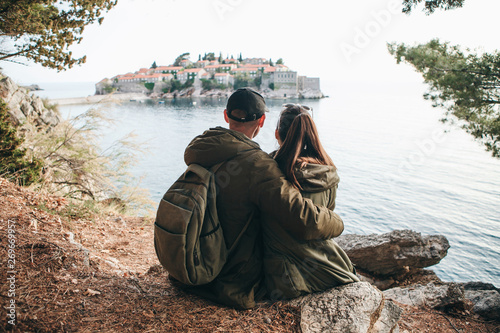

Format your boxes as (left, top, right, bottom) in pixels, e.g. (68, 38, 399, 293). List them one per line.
(154, 163, 250, 286)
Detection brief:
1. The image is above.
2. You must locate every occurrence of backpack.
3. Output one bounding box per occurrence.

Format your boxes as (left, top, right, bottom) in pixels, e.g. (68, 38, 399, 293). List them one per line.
(154, 163, 250, 286)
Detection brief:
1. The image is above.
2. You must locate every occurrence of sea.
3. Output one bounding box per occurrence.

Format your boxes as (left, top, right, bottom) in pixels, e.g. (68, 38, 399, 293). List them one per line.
(33, 80, 500, 287)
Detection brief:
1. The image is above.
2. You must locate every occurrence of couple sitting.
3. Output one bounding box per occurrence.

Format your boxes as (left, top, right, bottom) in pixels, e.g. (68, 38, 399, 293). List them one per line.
(179, 87, 358, 309)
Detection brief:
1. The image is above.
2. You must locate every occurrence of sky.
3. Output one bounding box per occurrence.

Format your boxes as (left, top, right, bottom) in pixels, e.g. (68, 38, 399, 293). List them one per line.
(2, 0, 500, 87)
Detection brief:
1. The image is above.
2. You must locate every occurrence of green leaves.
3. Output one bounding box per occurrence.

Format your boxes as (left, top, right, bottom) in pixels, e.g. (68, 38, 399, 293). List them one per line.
(388, 39, 500, 157)
(0, 0, 117, 70)
(401, 0, 465, 15)
(0, 99, 43, 185)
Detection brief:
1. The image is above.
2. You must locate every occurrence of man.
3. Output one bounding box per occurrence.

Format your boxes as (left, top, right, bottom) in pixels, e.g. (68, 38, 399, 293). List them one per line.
(181, 87, 344, 309)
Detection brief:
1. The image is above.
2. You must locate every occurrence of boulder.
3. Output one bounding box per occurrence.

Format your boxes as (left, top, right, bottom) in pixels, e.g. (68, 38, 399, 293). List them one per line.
(383, 282, 466, 310)
(336, 230, 449, 276)
(0, 76, 60, 128)
(462, 282, 500, 321)
(299, 89, 324, 99)
(289, 282, 402, 333)
(22, 84, 42, 91)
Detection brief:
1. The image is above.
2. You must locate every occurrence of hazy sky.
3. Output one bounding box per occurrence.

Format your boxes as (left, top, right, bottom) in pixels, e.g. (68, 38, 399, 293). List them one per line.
(3, 0, 499, 86)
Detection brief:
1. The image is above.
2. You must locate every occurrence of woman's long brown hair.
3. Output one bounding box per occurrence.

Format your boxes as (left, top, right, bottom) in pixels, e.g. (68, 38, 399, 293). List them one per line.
(274, 105, 335, 190)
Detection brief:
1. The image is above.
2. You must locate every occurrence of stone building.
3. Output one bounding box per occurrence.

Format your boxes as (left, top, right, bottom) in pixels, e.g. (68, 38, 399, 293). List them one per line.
(298, 76, 320, 91)
(262, 70, 299, 97)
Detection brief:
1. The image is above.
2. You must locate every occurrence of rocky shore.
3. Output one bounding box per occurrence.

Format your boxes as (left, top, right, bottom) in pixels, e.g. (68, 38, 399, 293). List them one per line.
(146, 87, 325, 100)
(48, 87, 324, 106)
(0, 76, 60, 127)
(296, 229, 500, 332)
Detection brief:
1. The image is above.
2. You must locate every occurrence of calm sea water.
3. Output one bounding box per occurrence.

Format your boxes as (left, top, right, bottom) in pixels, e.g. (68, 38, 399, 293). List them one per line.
(54, 81, 499, 287)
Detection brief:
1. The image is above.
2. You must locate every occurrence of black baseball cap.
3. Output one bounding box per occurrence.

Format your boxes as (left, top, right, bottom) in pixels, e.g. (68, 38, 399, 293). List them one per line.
(226, 87, 268, 122)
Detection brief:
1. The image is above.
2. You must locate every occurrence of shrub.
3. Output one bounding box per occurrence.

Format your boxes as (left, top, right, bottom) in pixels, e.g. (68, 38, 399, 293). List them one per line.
(0, 99, 43, 185)
(21, 105, 154, 215)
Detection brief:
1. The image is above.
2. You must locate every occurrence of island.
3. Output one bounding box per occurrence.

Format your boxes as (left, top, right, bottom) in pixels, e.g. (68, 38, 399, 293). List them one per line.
(95, 52, 324, 99)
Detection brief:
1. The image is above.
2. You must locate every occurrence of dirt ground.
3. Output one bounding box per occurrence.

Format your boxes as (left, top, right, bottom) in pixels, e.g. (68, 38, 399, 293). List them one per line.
(1, 177, 498, 332)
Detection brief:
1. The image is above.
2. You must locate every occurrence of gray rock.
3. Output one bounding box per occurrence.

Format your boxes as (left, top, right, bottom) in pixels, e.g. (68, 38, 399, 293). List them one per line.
(289, 282, 402, 333)
(21, 84, 42, 91)
(462, 281, 499, 292)
(372, 299, 402, 333)
(383, 282, 466, 310)
(464, 289, 500, 321)
(336, 230, 449, 276)
(299, 89, 324, 99)
(0, 76, 60, 128)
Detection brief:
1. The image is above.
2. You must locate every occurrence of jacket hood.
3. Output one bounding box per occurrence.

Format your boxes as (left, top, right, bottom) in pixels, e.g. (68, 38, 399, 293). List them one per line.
(294, 163, 339, 193)
(184, 126, 260, 168)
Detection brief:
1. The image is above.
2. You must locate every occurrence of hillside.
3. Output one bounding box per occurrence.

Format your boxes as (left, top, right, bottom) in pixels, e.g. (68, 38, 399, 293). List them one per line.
(1, 177, 498, 332)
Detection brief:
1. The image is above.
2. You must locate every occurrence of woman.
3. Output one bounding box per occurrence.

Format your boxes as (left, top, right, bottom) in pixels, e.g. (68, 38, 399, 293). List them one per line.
(263, 103, 359, 300)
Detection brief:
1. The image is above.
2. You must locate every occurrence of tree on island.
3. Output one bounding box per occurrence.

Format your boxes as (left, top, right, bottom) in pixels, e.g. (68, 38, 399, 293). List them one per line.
(173, 52, 190, 66)
(388, 39, 500, 158)
(234, 73, 256, 90)
(401, 0, 465, 14)
(144, 82, 155, 92)
(151, 61, 157, 69)
(276, 58, 284, 65)
(203, 52, 215, 61)
(0, 0, 117, 70)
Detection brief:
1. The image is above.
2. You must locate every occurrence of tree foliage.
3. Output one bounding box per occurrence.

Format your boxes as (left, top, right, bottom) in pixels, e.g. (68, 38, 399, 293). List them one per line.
(234, 74, 255, 90)
(401, 0, 465, 14)
(0, 0, 117, 70)
(173, 52, 190, 66)
(201, 79, 227, 91)
(388, 39, 500, 157)
(0, 98, 43, 185)
(203, 52, 215, 61)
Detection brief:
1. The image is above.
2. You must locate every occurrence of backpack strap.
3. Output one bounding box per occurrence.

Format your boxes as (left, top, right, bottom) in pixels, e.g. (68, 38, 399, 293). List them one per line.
(228, 213, 253, 253)
(210, 161, 253, 255)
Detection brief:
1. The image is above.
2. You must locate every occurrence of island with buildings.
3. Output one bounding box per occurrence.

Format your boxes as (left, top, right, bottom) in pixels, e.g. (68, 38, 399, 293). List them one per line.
(95, 53, 324, 99)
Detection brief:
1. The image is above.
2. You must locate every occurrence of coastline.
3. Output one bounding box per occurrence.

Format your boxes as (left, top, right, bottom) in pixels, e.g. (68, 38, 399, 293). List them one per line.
(49, 89, 325, 106)
(49, 92, 149, 106)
